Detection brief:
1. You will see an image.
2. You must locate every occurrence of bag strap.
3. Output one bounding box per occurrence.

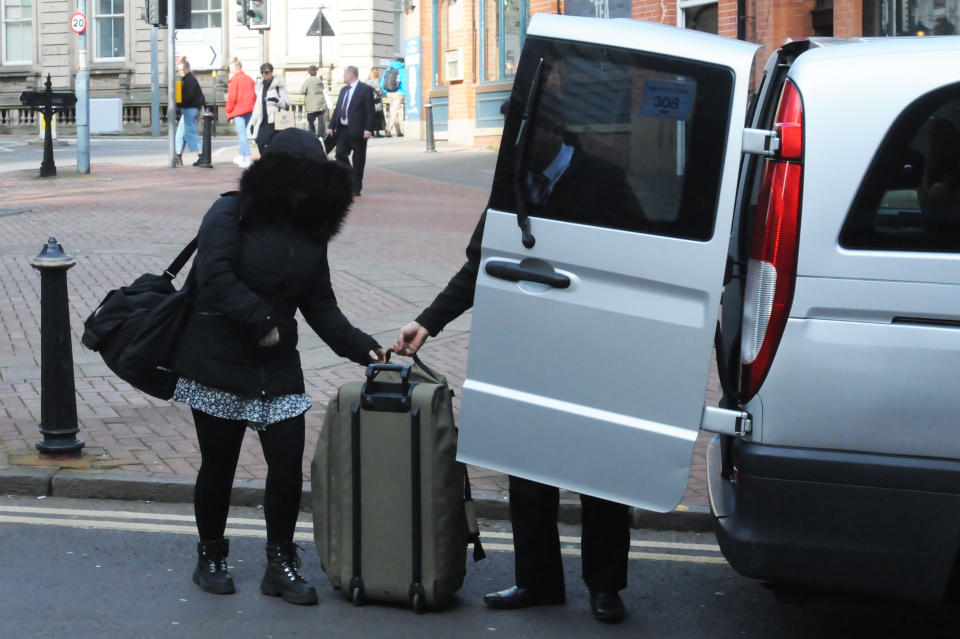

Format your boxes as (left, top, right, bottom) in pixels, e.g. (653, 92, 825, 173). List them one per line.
(463, 466, 486, 562)
(163, 236, 198, 280)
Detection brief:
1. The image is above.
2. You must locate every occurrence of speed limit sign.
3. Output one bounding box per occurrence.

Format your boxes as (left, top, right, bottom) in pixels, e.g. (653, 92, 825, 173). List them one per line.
(70, 12, 86, 35)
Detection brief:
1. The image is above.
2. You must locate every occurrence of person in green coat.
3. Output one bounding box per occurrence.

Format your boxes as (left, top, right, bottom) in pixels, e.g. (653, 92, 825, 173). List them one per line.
(302, 65, 327, 138)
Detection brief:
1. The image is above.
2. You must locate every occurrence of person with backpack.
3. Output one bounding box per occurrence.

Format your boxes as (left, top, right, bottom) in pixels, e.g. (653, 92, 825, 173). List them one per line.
(172, 128, 387, 604)
(381, 58, 405, 137)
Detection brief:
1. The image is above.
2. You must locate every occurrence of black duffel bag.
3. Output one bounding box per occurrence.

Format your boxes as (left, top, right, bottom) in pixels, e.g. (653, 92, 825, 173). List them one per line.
(81, 238, 197, 399)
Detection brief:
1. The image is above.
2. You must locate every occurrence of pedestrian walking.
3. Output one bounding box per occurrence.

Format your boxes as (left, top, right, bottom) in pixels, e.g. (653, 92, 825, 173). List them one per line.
(302, 65, 327, 138)
(393, 112, 641, 624)
(175, 58, 205, 167)
(326, 65, 375, 196)
(381, 58, 405, 137)
(365, 68, 386, 137)
(250, 62, 290, 156)
(172, 128, 387, 604)
(225, 57, 256, 169)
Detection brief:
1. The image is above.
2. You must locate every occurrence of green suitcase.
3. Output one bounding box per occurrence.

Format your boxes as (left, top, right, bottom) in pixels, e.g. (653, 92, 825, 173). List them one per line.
(311, 354, 484, 612)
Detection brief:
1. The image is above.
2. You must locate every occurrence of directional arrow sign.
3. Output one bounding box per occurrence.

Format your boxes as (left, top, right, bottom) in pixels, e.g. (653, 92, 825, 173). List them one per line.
(306, 10, 335, 37)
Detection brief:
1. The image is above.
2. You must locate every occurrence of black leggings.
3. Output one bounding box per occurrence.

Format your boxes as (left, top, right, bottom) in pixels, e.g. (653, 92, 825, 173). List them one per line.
(192, 409, 305, 543)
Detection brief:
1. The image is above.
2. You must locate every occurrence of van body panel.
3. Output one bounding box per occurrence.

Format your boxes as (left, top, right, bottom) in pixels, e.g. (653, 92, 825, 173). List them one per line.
(458, 15, 759, 511)
(708, 436, 960, 603)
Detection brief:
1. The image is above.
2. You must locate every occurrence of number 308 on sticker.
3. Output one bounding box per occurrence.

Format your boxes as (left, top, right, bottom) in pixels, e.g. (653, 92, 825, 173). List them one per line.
(638, 80, 696, 121)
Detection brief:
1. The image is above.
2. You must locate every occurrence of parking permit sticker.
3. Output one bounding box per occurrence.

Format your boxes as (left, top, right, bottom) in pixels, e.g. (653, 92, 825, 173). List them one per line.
(639, 80, 696, 121)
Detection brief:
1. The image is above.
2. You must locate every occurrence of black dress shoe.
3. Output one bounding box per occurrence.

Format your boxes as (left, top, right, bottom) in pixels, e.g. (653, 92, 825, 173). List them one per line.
(590, 591, 625, 623)
(352, 190, 362, 197)
(483, 585, 565, 610)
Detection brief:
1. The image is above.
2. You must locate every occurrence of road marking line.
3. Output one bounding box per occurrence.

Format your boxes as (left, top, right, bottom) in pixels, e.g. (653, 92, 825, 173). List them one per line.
(478, 530, 720, 552)
(0, 506, 722, 553)
(479, 543, 726, 565)
(0, 515, 725, 564)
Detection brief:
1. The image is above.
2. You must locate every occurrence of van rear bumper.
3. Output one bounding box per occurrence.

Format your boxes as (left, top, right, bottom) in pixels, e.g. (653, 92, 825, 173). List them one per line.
(706, 436, 960, 603)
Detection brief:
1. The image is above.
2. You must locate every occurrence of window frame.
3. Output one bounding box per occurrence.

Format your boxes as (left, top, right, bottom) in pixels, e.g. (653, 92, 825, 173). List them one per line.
(191, 0, 223, 29)
(840, 83, 960, 253)
(475, 0, 528, 85)
(93, 0, 125, 63)
(1, 0, 33, 65)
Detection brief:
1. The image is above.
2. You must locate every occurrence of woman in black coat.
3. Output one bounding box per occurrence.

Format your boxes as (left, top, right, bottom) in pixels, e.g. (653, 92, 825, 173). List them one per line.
(173, 128, 385, 604)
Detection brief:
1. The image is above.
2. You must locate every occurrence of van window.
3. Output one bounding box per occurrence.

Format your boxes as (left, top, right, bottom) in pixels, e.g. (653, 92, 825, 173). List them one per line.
(488, 37, 735, 241)
(841, 85, 960, 253)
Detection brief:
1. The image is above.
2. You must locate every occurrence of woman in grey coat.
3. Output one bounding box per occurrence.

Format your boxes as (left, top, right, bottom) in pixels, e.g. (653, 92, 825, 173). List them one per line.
(249, 62, 290, 154)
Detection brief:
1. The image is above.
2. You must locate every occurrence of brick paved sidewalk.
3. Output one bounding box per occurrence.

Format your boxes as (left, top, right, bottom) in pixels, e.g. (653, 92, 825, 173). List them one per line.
(0, 148, 713, 516)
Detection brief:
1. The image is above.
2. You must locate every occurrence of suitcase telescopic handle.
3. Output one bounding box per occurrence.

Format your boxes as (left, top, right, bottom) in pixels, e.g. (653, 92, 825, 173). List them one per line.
(364, 363, 412, 393)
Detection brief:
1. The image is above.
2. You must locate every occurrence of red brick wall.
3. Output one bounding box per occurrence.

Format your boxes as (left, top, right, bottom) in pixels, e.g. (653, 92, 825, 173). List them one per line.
(832, 0, 862, 38)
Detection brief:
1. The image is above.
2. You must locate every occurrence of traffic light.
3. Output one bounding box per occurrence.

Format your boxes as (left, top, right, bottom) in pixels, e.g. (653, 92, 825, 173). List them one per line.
(236, 0, 250, 27)
(174, 0, 191, 29)
(144, 0, 163, 26)
(141, 0, 191, 28)
(247, 0, 270, 29)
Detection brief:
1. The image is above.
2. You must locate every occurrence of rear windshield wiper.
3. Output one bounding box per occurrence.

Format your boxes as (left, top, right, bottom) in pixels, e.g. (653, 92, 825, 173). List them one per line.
(512, 57, 545, 249)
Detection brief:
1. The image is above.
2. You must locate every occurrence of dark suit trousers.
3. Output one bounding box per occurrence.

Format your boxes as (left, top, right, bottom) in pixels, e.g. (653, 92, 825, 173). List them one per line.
(509, 475, 630, 594)
(335, 132, 368, 194)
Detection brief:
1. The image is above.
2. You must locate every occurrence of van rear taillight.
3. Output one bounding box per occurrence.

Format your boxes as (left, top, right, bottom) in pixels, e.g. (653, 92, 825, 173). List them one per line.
(740, 80, 804, 401)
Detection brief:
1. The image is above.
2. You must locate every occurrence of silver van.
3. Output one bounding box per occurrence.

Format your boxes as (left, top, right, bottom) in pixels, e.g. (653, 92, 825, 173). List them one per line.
(456, 14, 960, 603)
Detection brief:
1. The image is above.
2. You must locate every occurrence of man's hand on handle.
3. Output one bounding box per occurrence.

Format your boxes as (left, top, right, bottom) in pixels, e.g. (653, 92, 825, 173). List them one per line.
(394, 321, 430, 355)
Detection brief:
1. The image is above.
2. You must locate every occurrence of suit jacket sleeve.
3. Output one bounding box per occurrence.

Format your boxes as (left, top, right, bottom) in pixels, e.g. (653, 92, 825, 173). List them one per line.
(415, 211, 485, 335)
(362, 83, 375, 132)
(329, 88, 345, 130)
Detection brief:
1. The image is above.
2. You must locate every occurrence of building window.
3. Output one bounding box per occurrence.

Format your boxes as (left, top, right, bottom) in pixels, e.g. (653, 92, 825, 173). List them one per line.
(94, 0, 124, 60)
(2, 0, 32, 64)
(863, 0, 959, 36)
(677, 0, 718, 34)
(477, 0, 528, 83)
(191, 0, 222, 28)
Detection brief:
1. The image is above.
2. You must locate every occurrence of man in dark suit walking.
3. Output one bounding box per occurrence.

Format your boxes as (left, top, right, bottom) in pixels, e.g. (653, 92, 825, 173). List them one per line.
(326, 66, 375, 196)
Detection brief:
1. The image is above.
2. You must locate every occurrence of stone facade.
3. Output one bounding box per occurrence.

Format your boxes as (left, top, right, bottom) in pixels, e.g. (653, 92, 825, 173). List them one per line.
(0, 1, 403, 132)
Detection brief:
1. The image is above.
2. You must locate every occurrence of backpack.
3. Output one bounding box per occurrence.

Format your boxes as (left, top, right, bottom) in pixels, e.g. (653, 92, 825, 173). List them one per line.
(383, 67, 400, 93)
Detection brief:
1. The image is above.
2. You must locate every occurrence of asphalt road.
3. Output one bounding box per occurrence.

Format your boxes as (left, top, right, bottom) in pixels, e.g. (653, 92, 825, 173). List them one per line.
(0, 496, 956, 638)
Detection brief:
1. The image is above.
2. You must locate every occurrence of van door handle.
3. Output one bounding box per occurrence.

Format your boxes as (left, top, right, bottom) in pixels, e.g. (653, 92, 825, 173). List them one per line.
(485, 260, 571, 289)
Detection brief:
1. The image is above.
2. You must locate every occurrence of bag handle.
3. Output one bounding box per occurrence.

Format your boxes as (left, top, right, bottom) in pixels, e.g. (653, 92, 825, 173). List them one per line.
(163, 236, 198, 280)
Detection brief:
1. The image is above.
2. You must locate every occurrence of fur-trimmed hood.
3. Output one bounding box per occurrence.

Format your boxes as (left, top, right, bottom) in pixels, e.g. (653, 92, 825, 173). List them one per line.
(238, 129, 353, 243)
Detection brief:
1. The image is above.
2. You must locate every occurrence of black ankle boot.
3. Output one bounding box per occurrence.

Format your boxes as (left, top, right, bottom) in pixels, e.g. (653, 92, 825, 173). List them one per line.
(261, 542, 318, 605)
(193, 538, 235, 594)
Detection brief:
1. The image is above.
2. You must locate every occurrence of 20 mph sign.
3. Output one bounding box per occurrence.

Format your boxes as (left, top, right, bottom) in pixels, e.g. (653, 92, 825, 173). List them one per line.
(70, 13, 87, 35)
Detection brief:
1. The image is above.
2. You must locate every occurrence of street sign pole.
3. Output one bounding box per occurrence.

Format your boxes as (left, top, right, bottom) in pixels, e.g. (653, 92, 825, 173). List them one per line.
(167, 0, 176, 167)
(150, 25, 160, 137)
(76, 0, 90, 173)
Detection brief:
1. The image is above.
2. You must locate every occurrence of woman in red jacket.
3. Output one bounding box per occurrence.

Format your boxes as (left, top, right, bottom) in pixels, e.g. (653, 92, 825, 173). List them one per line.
(226, 57, 257, 168)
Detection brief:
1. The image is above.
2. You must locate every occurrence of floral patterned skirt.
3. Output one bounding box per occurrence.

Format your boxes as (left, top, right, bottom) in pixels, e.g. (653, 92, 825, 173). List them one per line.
(173, 377, 311, 431)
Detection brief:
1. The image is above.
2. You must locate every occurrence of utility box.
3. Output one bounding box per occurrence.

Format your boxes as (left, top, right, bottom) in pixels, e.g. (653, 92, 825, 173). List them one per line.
(90, 98, 123, 134)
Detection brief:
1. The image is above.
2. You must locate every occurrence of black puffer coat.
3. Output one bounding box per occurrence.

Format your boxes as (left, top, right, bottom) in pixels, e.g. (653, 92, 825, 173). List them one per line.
(174, 132, 378, 397)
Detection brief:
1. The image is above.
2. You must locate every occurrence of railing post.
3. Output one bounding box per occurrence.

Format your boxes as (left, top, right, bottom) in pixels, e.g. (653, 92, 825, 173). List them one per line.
(30, 238, 84, 457)
(424, 101, 436, 153)
(195, 109, 215, 168)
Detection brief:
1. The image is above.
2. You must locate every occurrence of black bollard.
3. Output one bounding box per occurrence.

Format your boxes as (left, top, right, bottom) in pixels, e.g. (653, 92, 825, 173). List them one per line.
(424, 102, 436, 153)
(30, 238, 84, 456)
(194, 109, 215, 168)
(40, 76, 56, 177)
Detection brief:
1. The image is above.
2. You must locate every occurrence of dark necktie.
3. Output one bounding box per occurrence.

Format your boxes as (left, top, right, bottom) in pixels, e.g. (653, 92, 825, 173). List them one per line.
(341, 87, 352, 125)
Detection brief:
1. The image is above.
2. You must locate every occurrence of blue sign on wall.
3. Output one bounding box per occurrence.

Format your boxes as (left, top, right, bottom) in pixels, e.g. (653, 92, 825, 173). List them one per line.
(404, 37, 422, 121)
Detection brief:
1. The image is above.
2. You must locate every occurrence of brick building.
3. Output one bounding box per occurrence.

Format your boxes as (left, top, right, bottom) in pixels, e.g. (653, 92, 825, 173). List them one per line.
(406, 0, 960, 146)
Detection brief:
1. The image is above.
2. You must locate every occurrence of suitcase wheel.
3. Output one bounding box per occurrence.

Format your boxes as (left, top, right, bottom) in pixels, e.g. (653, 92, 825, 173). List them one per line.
(411, 592, 424, 614)
(352, 586, 364, 606)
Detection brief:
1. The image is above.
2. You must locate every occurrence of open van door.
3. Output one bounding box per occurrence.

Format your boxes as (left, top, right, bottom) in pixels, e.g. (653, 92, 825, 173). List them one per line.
(458, 15, 759, 511)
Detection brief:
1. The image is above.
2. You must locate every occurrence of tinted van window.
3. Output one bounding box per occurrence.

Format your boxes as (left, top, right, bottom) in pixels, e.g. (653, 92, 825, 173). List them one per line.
(488, 37, 735, 241)
(841, 85, 960, 253)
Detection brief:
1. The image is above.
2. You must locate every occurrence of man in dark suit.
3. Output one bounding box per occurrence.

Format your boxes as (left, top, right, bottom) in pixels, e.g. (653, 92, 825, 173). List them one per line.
(393, 110, 640, 625)
(326, 65, 375, 196)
